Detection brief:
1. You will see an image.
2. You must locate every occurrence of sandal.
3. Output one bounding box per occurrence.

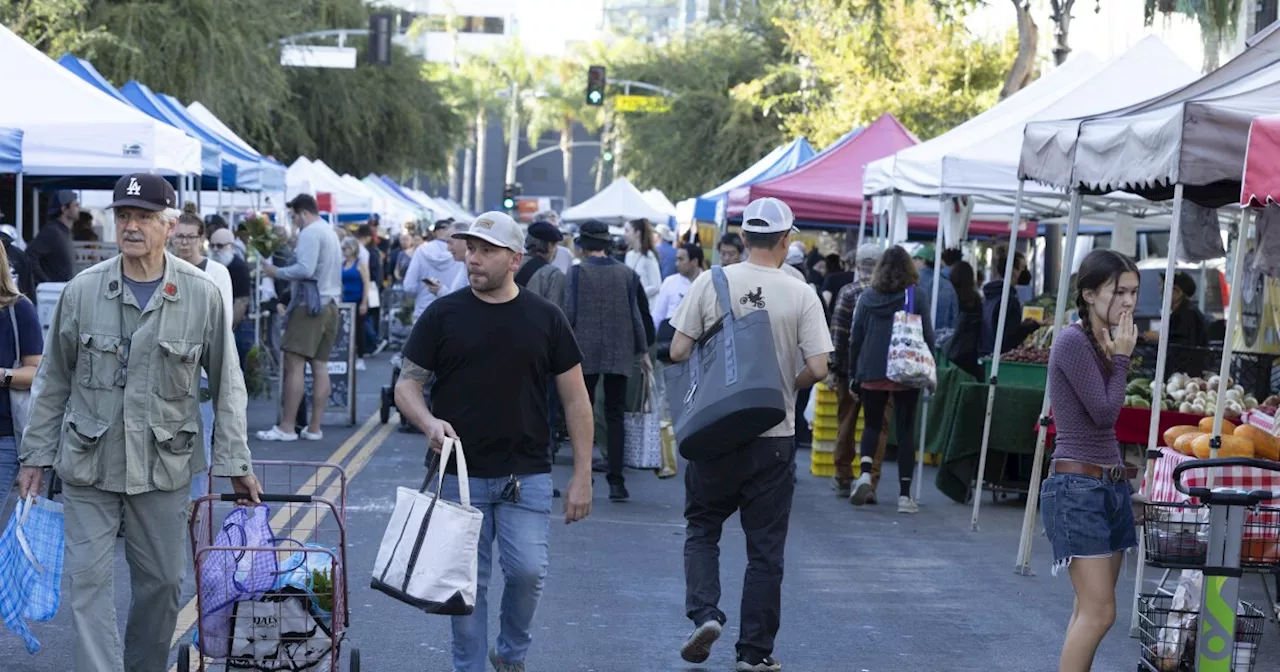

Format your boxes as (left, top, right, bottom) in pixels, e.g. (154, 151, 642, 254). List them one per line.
(255, 426, 298, 442)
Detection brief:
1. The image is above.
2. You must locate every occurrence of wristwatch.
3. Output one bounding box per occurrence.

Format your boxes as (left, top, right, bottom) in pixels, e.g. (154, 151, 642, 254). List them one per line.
(0, 369, 11, 389)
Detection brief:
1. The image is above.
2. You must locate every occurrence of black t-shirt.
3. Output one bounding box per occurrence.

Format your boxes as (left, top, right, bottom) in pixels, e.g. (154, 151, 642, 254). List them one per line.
(402, 287, 583, 477)
(225, 255, 252, 299)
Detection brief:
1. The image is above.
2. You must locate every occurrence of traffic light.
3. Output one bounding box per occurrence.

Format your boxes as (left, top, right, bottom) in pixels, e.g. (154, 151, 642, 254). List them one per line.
(602, 149, 614, 162)
(586, 65, 606, 106)
(502, 183, 520, 211)
(368, 13, 394, 66)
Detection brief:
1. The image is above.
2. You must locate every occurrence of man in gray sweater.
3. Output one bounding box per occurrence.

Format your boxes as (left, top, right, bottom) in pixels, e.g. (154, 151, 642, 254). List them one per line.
(259, 193, 343, 441)
(566, 220, 651, 502)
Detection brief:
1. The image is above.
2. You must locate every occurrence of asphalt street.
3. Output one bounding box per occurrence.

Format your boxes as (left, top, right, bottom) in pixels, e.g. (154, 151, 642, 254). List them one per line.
(4, 354, 1280, 671)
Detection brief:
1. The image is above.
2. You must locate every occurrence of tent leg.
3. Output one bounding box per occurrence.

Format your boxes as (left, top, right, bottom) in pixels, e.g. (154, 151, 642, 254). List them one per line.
(1014, 190, 1083, 575)
(14, 173, 22, 243)
(854, 197, 869, 280)
(914, 199, 949, 502)
(970, 179, 1025, 532)
(31, 187, 38, 238)
(1205, 208, 1248, 472)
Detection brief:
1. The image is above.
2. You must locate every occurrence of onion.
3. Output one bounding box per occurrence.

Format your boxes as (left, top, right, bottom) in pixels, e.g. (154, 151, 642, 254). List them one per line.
(1171, 389, 1188, 402)
(1208, 375, 1221, 388)
(1192, 402, 1206, 415)
(1224, 389, 1242, 402)
(1180, 402, 1195, 414)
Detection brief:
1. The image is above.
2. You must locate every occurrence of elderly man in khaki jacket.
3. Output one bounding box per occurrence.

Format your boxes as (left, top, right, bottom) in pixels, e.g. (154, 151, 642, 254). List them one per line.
(17, 173, 260, 672)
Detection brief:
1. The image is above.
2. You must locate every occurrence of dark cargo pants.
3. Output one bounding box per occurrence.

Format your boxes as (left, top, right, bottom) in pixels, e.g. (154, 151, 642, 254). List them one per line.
(684, 435, 797, 660)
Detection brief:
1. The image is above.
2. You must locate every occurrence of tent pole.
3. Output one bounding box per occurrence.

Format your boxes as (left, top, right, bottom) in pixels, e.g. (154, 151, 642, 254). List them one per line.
(970, 179, 1025, 532)
(1207, 208, 1245, 483)
(914, 198, 948, 502)
(217, 176, 224, 221)
(14, 174, 22, 243)
(31, 187, 38, 237)
(855, 197, 869, 280)
(1014, 189, 1082, 575)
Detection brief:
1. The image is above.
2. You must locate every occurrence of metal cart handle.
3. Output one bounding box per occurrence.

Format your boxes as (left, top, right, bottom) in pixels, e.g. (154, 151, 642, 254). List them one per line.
(219, 493, 315, 503)
(1171, 457, 1280, 505)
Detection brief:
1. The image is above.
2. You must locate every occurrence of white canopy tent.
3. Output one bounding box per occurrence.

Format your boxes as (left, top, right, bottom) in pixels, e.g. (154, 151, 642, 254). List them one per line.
(360, 177, 428, 230)
(642, 188, 678, 219)
(286, 157, 373, 217)
(0, 24, 201, 177)
(436, 198, 473, 222)
(561, 177, 671, 223)
(399, 186, 454, 220)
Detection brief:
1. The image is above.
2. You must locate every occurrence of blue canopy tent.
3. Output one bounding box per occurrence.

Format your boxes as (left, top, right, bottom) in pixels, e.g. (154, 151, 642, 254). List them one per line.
(56, 55, 132, 106)
(156, 94, 275, 192)
(0, 127, 21, 174)
(119, 80, 238, 190)
(697, 137, 817, 221)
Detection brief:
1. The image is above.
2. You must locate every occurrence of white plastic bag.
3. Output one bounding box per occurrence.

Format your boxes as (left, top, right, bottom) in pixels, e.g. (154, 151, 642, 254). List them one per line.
(803, 387, 817, 426)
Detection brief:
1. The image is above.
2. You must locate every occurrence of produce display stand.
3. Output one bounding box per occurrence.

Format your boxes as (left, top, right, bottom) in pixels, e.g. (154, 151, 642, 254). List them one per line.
(934, 381, 1045, 504)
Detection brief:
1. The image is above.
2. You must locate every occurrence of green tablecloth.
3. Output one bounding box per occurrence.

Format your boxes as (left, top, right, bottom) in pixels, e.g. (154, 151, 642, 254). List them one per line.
(934, 382, 1046, 503)
(922, 364, 977, 457)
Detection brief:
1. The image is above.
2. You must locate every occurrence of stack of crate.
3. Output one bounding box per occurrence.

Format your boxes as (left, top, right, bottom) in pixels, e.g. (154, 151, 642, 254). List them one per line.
(809, 384, 868, 478)
(810, 383, 840, 477)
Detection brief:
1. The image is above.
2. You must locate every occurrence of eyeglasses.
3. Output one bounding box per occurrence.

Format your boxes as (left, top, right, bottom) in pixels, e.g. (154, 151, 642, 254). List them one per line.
(115, 338, 130, 388)
(210, 242, 233, 251)
(173, 234, 202, 243)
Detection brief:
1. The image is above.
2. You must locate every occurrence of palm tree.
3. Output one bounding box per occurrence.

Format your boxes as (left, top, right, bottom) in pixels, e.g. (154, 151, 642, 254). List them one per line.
(489, 39, 539, 187)
(525, 56, 606, 206)
(454, 54, 507, 212)
(1145, 0, 1240, 72)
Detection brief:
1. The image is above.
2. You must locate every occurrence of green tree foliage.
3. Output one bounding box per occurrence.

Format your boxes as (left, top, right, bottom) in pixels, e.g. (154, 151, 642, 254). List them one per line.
(739, 0, 1016, 147)
(607, 24, 787, 201)
(5, 0, 463, 178)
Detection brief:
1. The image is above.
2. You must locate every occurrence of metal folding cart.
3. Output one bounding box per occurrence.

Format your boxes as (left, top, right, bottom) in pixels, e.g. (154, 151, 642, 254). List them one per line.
(181, 460, 358, 671)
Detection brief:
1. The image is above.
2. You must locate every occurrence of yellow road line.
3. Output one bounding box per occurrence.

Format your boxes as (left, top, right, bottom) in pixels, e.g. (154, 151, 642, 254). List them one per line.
(168, 413, 395, 670)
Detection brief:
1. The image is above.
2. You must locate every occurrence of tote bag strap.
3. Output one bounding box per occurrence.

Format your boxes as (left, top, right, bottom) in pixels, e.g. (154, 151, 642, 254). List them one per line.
(710, 266, 735, 323)
(904, 285, 915, 314)
(418, 437, 470, 507)
(709, 265, 740, 386)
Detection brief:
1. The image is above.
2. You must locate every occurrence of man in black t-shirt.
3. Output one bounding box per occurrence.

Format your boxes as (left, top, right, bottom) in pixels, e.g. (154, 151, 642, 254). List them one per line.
(394, 211, 594, 672)
(211, 227, 254, 371)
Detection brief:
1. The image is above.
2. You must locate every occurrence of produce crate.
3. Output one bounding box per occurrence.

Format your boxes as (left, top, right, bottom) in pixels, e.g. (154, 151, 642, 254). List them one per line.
(812, 440, 835, 453)
(982, 359, 1049, 389)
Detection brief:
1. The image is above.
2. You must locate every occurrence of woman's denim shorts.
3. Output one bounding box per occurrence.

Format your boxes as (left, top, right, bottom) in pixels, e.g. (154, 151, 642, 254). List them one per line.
(1040, 472, 1138, 576)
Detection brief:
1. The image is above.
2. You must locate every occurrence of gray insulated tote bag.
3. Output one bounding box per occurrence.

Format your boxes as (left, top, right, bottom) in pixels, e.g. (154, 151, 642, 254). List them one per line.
(663, 265, 787, 460)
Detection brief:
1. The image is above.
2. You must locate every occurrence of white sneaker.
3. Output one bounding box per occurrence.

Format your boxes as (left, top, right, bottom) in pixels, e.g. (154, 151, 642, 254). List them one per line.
(356, 358, 367, 371)
(256, 427, 298, 442)
(897, 496, 919, 514)
(848, 473, 873, 506)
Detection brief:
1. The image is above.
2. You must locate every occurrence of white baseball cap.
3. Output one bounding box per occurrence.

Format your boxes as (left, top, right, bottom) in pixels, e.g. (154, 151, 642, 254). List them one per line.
(452, 211, 523, 253)
(741, 197, 797, 234)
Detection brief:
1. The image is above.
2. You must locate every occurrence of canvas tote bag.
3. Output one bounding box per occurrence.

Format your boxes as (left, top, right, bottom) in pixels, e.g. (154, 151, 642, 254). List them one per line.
(663, 265, 787, 461)
(885, 286, 937, 391)
(371, 438, 483, 615)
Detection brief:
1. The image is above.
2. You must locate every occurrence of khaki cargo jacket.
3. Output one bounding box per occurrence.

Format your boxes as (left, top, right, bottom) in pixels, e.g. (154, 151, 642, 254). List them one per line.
(20, 253, 253, 494)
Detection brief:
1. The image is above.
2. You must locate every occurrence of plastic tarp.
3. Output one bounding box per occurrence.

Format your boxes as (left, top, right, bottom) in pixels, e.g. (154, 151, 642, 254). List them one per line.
(1242, 115, 1280, 206)
(56, 55, 131, 106)
(0, 25, 201, 177)
(0, 127, 21, 173)
(1021, 26, 1280, 192)
(118, 81, 230, 185)
(560, 177, 671, 223)
(185, 101, 287, 192)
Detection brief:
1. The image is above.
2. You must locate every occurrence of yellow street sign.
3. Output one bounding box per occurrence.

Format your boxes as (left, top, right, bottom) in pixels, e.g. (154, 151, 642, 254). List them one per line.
(615, 94, 672, 113)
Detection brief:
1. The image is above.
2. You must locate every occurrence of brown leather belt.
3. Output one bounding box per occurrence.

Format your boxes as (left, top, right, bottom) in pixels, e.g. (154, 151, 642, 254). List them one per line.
(1051, 460, 1137, 482)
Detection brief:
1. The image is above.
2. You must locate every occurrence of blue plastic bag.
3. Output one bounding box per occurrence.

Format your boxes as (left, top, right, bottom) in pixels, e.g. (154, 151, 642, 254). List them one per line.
(0, 495, 65, 653)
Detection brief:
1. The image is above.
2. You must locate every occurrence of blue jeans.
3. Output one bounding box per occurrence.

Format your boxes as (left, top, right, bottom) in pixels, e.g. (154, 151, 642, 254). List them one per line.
(438, 472, 552, 672)
(0, 435, 16, 512)
(190, 397, 214, 500)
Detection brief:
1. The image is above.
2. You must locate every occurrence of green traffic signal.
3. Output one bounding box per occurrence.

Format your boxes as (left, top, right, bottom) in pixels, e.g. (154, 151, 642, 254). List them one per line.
(503, 197, 515, 209)
(602, 150, 614, 162)
(588, 91, 602, 105)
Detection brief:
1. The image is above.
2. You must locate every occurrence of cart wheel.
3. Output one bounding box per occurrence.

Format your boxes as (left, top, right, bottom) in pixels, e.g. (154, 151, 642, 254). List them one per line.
(379, 387, 392, 424)
(350, 648, 360, 672)
(177, 643, 191, 672)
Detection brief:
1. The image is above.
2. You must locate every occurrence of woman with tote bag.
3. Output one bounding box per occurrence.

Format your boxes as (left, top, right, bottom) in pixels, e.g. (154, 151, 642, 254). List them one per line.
(0, 243, 43, 514)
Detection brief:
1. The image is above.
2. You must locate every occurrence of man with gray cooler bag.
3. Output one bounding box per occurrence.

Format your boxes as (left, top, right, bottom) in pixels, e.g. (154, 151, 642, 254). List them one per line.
(667, 197, 833, 672)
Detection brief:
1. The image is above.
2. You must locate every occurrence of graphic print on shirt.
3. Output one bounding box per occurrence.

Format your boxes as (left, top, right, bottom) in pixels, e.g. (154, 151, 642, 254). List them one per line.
(740, 287, 765, 308)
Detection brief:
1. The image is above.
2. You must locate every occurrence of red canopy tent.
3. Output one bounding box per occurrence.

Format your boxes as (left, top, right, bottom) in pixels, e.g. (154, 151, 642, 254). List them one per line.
(1242, 114, 1280, 207)
(726, 113, 1026, 238)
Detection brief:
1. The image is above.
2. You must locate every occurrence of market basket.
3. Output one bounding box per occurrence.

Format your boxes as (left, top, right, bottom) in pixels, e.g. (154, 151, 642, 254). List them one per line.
(1136, 593, 1264, 672)
(1143, 502, 1209, 569)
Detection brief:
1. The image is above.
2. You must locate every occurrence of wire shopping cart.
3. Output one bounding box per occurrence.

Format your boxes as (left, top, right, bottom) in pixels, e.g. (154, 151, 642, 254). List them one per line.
(182, 460, 358, 672)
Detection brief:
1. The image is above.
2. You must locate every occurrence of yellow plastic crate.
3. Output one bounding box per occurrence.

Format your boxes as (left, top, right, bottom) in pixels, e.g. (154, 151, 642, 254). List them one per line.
(810, 461, 836, 477)
(813, 427, 837, 441)
(812, 440, 835, 453)
(813, 416, 839, 432)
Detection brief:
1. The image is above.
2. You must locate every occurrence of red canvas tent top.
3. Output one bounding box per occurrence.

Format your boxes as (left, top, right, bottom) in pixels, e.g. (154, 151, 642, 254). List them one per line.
(726, 113, 1025, 237)
(1242, 114, 1280, 207)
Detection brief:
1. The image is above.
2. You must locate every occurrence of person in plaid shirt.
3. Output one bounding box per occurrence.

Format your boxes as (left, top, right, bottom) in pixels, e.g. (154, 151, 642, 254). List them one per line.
(827, 243, 893, 504)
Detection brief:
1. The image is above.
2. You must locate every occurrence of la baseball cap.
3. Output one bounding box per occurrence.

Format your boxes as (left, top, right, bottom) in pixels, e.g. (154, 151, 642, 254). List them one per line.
(453, 211, 523, 253)
(741, 197, 797, 234)
(108, 173, 176, 212)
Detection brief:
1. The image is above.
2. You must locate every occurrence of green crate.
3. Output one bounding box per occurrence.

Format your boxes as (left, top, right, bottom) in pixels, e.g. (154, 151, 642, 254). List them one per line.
(981, 359, 1048, 389)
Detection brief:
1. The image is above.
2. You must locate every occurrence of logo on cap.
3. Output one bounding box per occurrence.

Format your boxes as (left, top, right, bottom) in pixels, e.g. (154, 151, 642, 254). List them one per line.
(475, 218, 494, 230)
(126, 178, 142, 196)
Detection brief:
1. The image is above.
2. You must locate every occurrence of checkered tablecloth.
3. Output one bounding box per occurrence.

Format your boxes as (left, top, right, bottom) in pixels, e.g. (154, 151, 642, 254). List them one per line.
(1145, 447, 1280, 504)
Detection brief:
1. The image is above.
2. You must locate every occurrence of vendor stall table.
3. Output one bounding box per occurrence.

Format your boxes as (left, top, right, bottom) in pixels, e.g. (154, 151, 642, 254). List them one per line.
(936, 382, 1044, 503)
(1146, 447, 1280, 506)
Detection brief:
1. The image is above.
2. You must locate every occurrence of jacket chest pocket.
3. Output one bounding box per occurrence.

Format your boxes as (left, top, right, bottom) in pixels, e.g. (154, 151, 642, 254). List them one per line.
(156, 340, 203, 400)
(77, 334, 124, 390)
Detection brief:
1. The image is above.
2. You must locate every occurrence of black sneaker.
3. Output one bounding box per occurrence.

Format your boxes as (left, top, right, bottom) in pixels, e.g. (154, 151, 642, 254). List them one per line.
(609, 483, 629, 502)
(736, 654, 781, 672)
(679, 620, 721, 663)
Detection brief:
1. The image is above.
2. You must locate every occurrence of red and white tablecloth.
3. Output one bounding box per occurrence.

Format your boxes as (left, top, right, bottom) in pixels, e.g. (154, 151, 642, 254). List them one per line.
(1145, 447, 1280, 504)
